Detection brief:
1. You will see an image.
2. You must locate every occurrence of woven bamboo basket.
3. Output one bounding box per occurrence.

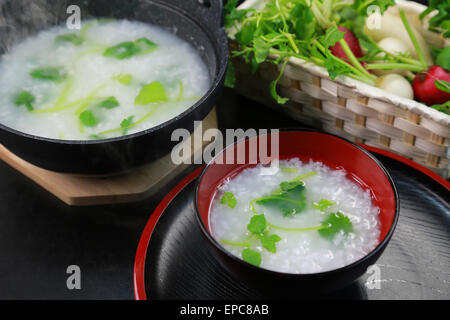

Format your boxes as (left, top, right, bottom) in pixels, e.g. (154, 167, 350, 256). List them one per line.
(229, 0, 450, 178)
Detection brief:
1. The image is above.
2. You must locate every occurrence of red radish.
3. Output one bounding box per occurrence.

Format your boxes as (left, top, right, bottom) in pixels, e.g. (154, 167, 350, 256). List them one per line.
(330, 26, 364, 60)
(412, 65, 450, 105)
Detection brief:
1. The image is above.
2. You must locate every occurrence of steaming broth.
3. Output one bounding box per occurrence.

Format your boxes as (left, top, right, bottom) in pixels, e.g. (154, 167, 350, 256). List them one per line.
(0, 19, 210, 140)
(210, 158, 381, 274)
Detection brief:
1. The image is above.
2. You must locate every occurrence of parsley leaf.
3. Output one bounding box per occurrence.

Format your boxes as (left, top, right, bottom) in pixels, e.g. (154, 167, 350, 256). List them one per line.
(14, 91, 35, 111)
(270, 59, 289, 104)
(236, 20, 256, 45)
(30, 67, 67, 82)
(113, 73, 133, 85)
(104, 38, 157, 60)
(312, 199, 336, 211)
(79, 110, 98, 127)
(224, 0, 239, 13)
(88, 134, 103, 140)
(321, 25, 345, 48)
(324, 55, 353, 80)
(318, 212, 353, 240)
(431, 101, 450, 115)
(134, 38, 157, 53)
(225, 61, 236, 88)
(420, 0, 450, 38)
(135, 81, 167, 105)
(436, 47, 450, 70)
(98, 96, 120, 109)
(247, 214, 267, 234)
(435, 80, 450, 94)
(280, 179, 304, 190)
(352, 0, 395, 16)
(220, 192, 237, 209)
(120, 116, 134, 135)
(260, 233, 281, 253)
(291, 3, 315, 41)
(242, 248, 261, 267)
(256, 180, 307, 217)
(247, 214, 282, 254)
(56, 33, 84, 46)
(253, 38, 271, 64)
(224, 0, 249, 28)
(104, 42, 140, 60)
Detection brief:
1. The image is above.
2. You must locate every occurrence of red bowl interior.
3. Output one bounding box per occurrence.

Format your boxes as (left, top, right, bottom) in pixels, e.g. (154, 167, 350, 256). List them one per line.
(197, 130, 397, 244)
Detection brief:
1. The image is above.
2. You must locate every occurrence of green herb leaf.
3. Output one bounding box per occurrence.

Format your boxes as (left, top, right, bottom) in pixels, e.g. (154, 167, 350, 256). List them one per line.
(88, 134, 103, 140)
(279, 180, 304, 192)
(321, 25, 345, 48)
(250, 56, 259, 74)
(98, 96, 120, 109)
(79, 110, 98, 127)
(135, 81, 167, 105)
(246, 213, 283, 256)
(318, 212, 353, 240)
(104, 38, 157, 60)
(291, 3, 315, 41)
(259, 233, 281, 253)
(352, 0, 395, 16)
(312, 199, 336, 211)
(324, 55, 353, 80)
(419, 0, 450, 38)
(247, 214, 267, 235)
(220, 192, 237, 209)
(120, 116, 134, 135)
(431, 101, 450, 115)
(14, 91, 35, 111)
(225, 61, 236, 88)
(30, 67, 67, 82)
(435, 80, 450, 94)
(242, 248, 261, 267)
(224, 0, 239, 13)
(256, 181, 306, 217)
(236, 20, 256, 45)
(134, 38, 157, 53)
(55, 33, 84, 46)
(104, 42, 140, 60)
(113, 73, 133, 85)
(253, 38, 271, 64)
(270, 59, 289, 104)
(436, 47, 450, 70)
(224, 0, 248, 28)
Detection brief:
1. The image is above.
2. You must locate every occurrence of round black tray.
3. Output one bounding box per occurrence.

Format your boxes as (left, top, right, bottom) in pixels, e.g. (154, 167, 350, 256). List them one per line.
(134, 149, 450, 300)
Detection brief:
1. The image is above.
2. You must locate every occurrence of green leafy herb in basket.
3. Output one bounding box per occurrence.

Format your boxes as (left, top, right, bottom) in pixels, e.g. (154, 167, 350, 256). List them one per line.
(225, 0, 450, 114)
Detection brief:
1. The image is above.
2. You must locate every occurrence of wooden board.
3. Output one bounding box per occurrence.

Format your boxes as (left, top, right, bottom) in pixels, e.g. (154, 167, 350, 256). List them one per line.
(0, 108, 217, 206)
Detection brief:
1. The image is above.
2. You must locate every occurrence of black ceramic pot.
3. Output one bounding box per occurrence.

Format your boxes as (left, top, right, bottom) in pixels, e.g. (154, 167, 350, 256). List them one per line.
(0, 0, 228, 174)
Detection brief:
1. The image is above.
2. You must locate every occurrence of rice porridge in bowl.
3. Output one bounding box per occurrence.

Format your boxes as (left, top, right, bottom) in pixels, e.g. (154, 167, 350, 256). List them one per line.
(209, 158, 381, 274)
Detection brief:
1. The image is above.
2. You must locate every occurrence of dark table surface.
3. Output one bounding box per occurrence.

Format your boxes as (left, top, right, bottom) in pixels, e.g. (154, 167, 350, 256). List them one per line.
(0, 89, 303, 300)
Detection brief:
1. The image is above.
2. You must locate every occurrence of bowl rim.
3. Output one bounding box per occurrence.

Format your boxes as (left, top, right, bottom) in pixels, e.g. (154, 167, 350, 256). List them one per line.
(0, 1, 228, 145)
(194, 128, 400, 278)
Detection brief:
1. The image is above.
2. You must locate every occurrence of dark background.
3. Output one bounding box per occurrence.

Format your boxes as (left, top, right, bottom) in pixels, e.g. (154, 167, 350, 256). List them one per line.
(0, 0, 438, 300)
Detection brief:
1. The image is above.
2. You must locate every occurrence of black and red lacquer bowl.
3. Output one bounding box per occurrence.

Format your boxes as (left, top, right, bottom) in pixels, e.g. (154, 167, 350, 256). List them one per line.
(195, 130, 399, 295)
